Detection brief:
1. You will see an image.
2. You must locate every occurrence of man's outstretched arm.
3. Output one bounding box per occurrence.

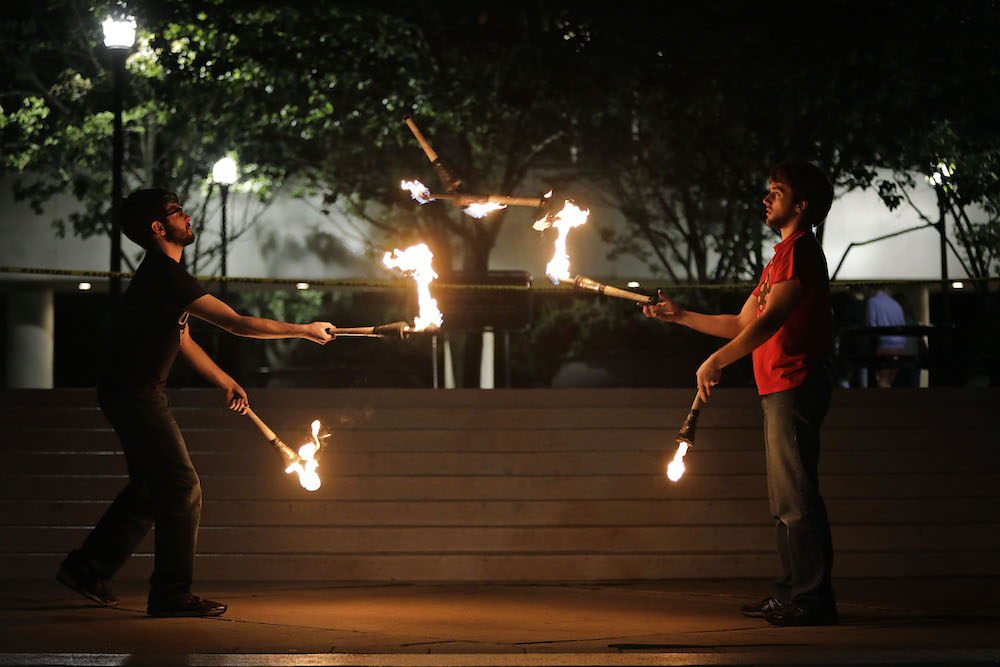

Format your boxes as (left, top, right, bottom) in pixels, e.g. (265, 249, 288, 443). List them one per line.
(186, 294, 334, 344)
(643, 290, 758, 340)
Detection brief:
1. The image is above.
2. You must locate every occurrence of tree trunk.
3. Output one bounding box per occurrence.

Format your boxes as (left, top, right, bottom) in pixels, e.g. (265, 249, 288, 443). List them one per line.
(458, 235, 494, 387)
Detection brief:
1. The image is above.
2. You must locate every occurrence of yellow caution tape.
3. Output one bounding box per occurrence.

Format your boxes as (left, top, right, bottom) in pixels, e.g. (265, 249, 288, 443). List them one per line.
(1, 265, 993, 292)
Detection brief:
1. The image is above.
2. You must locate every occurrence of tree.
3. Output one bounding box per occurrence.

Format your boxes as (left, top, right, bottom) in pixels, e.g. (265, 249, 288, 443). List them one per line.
(836, 1, 1000, 284)
(1, 1, 617, 384)
(0, 0, 297, 273)
(576, 2, 1000, 286)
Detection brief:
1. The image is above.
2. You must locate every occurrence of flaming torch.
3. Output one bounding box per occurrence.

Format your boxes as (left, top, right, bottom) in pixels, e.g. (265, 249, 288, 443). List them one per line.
(401, 180, 434, 205)
(404, 116, 463, 192)
(245, 408, 323, 491)
(529, 198, 657, 303)
(668, 394, 703, 483)
(383, 243, 444, 331)
(401, 179, 551, 219)
(533, 200, 590, 284)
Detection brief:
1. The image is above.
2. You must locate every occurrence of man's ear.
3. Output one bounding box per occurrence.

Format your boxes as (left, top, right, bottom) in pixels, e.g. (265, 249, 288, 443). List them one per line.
(795, 201, 809, 214)
(151, 220, 166, 237)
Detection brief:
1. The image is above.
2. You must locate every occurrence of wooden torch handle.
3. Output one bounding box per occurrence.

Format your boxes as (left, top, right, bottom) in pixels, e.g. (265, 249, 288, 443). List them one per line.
(404, 117, 439, 163)
(244, 407, 277, 442)
(326, 326, 377, 337)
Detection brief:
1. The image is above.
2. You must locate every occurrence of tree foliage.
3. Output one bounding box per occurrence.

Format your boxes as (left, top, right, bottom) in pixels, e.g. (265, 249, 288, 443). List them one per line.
(1, 1, 293, 270)
(3, 1, 997, 280)
(1, 1, 607, 277)
(575, 2, 1000, 282)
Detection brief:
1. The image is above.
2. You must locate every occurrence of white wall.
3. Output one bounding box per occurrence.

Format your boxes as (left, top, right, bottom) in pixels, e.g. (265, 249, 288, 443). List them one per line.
(821, 173, 969, 281)
(0, 186, 110, 278)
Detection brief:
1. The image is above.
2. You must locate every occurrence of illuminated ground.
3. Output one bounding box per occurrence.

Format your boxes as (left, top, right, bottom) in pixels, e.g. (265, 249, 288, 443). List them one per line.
(1, 578, 998, 666)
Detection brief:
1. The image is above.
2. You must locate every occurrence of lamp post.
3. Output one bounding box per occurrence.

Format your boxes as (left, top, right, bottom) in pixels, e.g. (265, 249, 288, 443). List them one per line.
(212, 156, 237, 297)
(102, 16, 136, 316)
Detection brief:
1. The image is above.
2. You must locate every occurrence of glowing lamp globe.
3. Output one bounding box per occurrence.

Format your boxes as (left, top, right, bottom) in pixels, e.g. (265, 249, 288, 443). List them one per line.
(212, 157, 237, 186)
(102, 17, 136, 49)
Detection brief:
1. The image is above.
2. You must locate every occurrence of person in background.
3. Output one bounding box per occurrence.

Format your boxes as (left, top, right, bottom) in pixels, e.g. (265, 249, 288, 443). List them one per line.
(866, 286, 906, 388)
(891, 290, 924, 387)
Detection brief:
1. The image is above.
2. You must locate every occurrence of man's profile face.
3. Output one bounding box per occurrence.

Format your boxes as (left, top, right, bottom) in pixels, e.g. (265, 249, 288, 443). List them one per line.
(762, 180, 802, 231)
(159, 204, 195, 246)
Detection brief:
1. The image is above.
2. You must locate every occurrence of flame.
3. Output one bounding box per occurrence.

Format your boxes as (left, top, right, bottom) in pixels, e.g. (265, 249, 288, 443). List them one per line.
(534, 201, 590, 284)
(463, 202, 507, 218)
(543, 190, 553, 199)
(285, 419, 322, 491)
(667, 441, 689, 482)
(401, 179, 434, 204)
(383, 243, 444, 330)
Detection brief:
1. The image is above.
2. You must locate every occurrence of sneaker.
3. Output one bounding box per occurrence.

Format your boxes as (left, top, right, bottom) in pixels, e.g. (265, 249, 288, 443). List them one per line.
(740, 595, 783, 617)
(147, 594, 227, 618)
(56, 567, 119, 607)
(765, 602, 839, 626)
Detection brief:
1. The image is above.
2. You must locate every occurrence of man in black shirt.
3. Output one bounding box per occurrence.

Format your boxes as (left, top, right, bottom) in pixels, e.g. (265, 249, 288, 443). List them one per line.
(57, 188, 335, 617)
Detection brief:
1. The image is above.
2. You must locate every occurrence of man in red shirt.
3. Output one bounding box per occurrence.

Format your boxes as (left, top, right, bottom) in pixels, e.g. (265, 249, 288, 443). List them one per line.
(643, 161, 837, 626)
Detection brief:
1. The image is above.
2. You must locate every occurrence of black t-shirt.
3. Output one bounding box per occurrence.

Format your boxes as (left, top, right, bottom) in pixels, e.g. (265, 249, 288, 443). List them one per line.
(100, 249, 207, 390)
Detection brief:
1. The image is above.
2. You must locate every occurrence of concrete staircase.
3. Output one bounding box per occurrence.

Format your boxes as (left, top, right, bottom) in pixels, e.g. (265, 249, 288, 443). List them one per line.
(1, 388, 998, 581)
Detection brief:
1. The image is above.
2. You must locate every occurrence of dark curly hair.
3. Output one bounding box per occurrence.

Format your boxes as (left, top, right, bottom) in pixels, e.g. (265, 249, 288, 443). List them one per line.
(768, 161, 834, 227)
(120, 188, 179, 249)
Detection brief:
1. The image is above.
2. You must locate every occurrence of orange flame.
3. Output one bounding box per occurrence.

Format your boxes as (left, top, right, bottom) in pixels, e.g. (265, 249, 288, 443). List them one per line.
(464, 202, 507, 218)
(383, 243, 443, 331)
(286, 420, 322, 491)
(401, 179, 433, 204)
(667, 441, 688, 482)
(533, 201, 590, 284)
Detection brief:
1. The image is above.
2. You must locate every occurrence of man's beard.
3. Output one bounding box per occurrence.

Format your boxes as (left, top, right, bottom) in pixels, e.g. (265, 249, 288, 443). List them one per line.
(165, 225, 195, 246)
(764, 210, 792, 231)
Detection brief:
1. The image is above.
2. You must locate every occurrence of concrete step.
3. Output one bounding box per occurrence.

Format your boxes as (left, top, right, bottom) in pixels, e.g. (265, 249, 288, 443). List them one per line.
(3, 386, 997, 409)
(5, 523, 998, 555)
(7, 448, 997, 476)
(0, 406, 765, 430)
(5, 550, 999, 581)
(3, 387, 997, 582)
(6, 497, 997, 527)
(4, 404, 998, 430)
(8, 426, 992, 453)
(3, 472, 997, 502)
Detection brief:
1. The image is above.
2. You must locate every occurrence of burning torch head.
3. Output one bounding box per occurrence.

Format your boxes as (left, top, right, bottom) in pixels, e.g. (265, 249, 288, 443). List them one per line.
(676, 406, 700, 447)
(533, 195, 579, 229)
(433, 160, 463, 193)
(372, 321, 414, 339)
(666, 409, 700, 483)
(269, 437, 305, 469)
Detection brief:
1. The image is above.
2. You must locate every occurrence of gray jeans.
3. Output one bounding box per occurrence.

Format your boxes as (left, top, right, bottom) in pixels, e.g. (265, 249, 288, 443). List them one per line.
(761, 364, 835, 609)
(63, 388, 202, 602)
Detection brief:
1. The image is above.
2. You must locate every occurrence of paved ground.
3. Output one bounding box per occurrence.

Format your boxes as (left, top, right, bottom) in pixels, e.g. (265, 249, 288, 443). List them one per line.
(1, 578, 998, 666)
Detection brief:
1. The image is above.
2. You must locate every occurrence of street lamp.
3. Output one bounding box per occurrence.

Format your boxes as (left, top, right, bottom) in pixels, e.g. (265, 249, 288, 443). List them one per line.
(102, 17, 137, 49)
(102, 15, 136, 316)
(212, 156, 238, 296)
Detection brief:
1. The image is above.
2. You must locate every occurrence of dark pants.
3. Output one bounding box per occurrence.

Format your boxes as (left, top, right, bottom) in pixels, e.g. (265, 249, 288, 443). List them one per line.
(62, 388, 201, 602)
(761, 365, 835, 610)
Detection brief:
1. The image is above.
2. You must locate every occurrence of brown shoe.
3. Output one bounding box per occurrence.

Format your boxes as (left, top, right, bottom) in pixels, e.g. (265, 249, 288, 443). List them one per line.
(765, 602, 839, 626)
(56, 567, 118, 607)
(147, 594, 227, 618)
(740, 595, 783, 617)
